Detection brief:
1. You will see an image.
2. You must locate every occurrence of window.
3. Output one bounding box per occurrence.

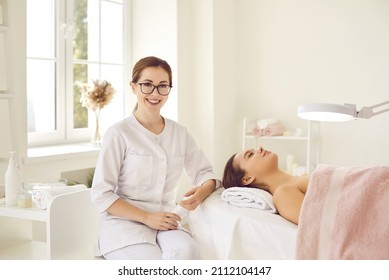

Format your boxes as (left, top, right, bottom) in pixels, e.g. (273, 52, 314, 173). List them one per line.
(27, 0, 127, 146)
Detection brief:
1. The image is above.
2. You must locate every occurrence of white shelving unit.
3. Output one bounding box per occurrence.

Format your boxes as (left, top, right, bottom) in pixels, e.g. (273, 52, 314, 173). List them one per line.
(242, 118, 320, 174)
(0, 189, 99, 259)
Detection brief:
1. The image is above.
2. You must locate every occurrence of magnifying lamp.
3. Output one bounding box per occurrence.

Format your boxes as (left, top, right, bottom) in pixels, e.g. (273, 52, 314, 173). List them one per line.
(297, 100, 389, 122)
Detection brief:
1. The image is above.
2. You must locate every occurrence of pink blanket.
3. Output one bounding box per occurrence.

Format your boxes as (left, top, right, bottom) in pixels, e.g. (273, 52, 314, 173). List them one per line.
(296, 164, 389, 259)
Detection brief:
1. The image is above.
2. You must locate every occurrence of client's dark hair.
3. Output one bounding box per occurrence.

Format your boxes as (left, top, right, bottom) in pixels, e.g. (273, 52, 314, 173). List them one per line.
(222, 153, 247, 189)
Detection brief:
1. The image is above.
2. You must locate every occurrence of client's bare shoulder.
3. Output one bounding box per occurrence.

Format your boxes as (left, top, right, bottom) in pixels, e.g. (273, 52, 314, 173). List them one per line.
(272, 175, 309, 225)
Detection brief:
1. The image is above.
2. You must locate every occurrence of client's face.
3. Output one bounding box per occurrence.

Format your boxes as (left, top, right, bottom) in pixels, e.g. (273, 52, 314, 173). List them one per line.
(234, 147, 278, 184)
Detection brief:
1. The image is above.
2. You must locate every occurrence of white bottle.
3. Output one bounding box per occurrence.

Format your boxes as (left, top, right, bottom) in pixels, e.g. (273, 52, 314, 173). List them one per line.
(5, 151, 22, 206)
(172, 195, 192, 218)
(172, 204, 189, 218)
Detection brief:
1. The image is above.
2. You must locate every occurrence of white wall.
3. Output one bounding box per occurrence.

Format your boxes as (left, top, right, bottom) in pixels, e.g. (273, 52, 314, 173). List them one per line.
(235, 0, 389, 167)
(130, 0, 178, 121)
(177, 0, 238, 177)
(177, 0, 214, 152)
(178, 0, 389, 177)
(212, 0, 239, 176)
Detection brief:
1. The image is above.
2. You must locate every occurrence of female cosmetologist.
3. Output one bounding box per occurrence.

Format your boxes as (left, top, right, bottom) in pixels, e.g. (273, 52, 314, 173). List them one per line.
(222, 147, 308, 225)
(91, 56, 219, 260)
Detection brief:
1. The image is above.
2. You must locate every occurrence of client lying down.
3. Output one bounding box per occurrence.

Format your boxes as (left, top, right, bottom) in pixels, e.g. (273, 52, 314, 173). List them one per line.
(222, 146, 307, 225)
(222, 146, 389, 259)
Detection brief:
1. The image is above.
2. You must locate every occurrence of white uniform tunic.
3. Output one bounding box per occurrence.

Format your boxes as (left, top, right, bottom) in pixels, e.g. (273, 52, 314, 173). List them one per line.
(91, 114, 218, 256)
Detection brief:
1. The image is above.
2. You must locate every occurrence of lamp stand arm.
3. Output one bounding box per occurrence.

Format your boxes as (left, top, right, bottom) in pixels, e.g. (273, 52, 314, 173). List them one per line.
(373, 108, 389, 117)
(357, 100, 389, 119)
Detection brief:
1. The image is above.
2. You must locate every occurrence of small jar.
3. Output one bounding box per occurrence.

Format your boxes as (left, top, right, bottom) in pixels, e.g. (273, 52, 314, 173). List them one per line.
(18, 193, 32, 208)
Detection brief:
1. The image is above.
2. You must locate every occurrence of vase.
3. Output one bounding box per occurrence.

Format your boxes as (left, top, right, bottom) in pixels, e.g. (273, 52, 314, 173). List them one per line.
(91, 109, 102, 146)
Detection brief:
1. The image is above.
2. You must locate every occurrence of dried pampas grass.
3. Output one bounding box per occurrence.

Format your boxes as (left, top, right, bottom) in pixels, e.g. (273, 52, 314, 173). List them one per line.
(80, 80, 116, 112)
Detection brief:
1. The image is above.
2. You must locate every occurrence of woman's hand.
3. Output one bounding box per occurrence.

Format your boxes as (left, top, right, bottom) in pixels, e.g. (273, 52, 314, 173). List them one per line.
(107, 199, 181, 230)
(180, 179, 216, 210)
(144, 211, 181, 231)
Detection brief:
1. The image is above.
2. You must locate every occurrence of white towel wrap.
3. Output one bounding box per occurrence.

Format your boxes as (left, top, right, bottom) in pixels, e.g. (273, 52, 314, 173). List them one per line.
(221, 187, 278, 213)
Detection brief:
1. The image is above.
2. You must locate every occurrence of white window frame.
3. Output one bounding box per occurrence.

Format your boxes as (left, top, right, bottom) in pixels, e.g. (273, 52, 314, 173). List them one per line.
(27, 0, 128, 147)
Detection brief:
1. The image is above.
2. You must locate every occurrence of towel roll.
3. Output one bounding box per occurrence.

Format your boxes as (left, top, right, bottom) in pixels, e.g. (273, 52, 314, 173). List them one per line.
(257, 118, 278, 129)
(262, 123, 285, 136)
(31, 184, 87, 210)
(221, 187, 277, 213)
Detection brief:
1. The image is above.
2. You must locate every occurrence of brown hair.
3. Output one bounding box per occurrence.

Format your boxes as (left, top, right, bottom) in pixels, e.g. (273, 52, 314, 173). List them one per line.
(222, 153, 246, 189)
(131, 56, 173, 85)
(222, 153, 262, 189)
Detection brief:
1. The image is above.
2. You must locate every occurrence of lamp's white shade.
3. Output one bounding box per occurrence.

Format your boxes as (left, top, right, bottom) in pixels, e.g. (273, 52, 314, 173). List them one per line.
(297, 103, 357, 122)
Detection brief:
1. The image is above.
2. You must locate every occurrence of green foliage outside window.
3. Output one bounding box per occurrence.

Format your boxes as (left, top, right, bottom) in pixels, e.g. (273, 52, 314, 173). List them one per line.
(73, 0, 88, 129)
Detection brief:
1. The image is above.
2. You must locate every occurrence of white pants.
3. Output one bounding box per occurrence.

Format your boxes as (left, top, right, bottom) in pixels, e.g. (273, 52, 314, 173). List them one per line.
(103, 230, 198, 260)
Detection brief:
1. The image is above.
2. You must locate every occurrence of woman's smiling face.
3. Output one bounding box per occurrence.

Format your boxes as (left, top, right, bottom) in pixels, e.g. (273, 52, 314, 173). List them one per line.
(233, 147, 278, 186)
(131, 66, 170, 113)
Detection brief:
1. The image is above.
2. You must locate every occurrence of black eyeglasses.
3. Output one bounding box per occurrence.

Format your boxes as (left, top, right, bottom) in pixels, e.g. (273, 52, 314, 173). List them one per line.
(135, 82, 172, 96)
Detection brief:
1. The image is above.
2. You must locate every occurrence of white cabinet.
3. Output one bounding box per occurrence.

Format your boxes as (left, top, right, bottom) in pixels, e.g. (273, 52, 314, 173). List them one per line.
(0, 189, 99, 259)
(242, 118, 320, 174)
